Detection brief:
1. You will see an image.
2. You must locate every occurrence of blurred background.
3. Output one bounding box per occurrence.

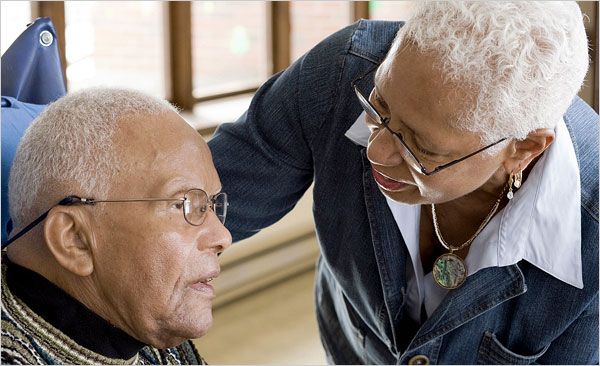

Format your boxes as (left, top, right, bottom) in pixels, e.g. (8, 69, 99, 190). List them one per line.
(2, 1, 598, 364)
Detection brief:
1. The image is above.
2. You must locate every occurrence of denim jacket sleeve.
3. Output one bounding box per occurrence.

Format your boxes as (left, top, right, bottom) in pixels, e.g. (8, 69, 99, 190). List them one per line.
(208, 24, 358, 241)
(536, 294, 599, 364)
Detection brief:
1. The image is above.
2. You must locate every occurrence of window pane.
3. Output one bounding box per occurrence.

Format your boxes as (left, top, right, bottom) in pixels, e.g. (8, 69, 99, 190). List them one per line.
(64, 1, 166, 97)
(1, 2, 32, 55)
(291, 2, 349, 62)
(192, 1, 268, 98)
(369, 1, 416, 21)
(187, 94, 253, 131)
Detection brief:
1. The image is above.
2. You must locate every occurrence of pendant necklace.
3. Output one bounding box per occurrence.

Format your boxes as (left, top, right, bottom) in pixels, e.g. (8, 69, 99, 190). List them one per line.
(430, 186, 507, 290)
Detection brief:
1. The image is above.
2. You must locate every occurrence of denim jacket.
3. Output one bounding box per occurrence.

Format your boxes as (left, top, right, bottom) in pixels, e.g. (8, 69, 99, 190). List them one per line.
(209, 20, 599, 364)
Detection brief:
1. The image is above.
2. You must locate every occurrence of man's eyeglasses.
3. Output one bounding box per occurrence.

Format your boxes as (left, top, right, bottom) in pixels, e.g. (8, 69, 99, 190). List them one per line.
(351, 65, 507, 176)
(4, 189, 228, 247)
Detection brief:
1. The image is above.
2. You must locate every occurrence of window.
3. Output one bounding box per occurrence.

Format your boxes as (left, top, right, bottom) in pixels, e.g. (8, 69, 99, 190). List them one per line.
(1, 1, 32, 55)
(2, 0, 597, 128)
(191, 1, 268, 98)
(369, 1, 416, 21)
(64, 1, 166, 97)
(290, 2, 350, 62)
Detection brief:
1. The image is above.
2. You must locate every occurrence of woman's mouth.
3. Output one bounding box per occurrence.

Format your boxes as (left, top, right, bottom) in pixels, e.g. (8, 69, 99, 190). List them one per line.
(371, 167, 411, 192)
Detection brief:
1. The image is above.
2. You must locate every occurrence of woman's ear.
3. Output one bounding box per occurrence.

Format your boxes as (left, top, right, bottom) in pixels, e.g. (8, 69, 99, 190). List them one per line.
(503, 128, 555, 173)
(43, 205, 95, 277)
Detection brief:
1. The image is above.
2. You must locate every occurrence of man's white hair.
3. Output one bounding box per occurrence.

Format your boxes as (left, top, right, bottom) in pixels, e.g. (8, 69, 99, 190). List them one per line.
(388, 1, 589, 145)
(8, 87, 177, 230)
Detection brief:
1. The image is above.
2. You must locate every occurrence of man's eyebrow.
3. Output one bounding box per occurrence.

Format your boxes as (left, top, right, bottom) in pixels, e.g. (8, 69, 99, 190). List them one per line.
(212, 186, 223, 196)
(160, 177, 209, 196)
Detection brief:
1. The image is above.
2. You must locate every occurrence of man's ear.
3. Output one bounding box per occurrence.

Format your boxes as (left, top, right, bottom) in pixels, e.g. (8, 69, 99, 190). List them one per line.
(43, 205, 95, 277)
(503, 128, 555, 173)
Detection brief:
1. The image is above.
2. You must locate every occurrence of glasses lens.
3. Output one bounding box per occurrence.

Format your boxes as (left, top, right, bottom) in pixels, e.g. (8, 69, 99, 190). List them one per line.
(354, 85, 432, 174)
(183, 189, 209, 226)
(212, 192, 228, 224)
(389, 130, 424, 170)
(354, 86, 381, 123)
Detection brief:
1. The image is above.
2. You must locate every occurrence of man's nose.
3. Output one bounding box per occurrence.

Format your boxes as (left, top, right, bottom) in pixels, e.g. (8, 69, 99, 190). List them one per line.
(201, 211, 232, 255)
(367, 129, 405, 167)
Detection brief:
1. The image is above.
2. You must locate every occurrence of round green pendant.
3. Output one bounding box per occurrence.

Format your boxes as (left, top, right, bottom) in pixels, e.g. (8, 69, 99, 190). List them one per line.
(432, 253, 467, 289)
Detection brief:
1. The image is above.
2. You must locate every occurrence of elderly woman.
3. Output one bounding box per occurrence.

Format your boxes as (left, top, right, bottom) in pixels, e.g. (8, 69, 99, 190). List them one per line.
(208, 1, 598, 364)
(2, 88, 231, 364)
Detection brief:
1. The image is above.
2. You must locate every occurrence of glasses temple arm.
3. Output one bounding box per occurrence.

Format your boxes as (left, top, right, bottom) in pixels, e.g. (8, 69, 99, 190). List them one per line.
(3, 210, 50, 246)
(427, 138, 508, 175)
(89, 198, 185, 204)
(3, 196, 87, 246)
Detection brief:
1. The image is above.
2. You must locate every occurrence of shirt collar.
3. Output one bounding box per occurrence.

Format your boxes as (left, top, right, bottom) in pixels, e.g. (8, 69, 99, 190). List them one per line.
(345, 113, 583, 289)
(4, 255, 146, 359)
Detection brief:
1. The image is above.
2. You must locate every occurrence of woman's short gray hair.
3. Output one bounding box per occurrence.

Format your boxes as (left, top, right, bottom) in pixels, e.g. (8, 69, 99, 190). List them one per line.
(8, 87, 177, 230)
(389, 1, 589, 145)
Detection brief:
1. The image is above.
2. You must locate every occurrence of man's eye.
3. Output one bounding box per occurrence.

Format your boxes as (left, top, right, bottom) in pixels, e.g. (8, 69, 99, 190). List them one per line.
(173, 201, 184, 210)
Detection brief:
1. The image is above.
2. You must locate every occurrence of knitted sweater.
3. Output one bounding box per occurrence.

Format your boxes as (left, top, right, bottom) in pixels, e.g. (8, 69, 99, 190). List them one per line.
(1, 260, 206, 365)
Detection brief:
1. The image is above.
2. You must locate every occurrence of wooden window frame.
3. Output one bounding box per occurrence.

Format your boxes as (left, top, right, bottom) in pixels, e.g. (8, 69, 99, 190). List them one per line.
(27, 1, 599, 115)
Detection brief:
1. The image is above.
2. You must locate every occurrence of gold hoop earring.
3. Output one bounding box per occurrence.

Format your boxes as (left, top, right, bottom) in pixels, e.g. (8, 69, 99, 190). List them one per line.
(507, 170, 523, 200)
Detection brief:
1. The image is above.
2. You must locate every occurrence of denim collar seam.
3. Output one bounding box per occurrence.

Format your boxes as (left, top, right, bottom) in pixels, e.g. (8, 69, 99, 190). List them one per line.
(408, 265, 526, 349)
(361, 149, 403, 350)
(410, 284, 526, 349)
(348, 49, 382, 65)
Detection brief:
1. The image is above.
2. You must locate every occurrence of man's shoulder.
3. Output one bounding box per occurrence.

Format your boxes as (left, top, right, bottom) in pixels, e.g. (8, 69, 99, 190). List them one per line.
(139, 340, 206, 365)
(1, 306, 47, 364)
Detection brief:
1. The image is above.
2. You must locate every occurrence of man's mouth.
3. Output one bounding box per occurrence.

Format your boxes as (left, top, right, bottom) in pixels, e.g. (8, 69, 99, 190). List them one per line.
(189, 271, 219, 297)
(371, 167, 411, 192)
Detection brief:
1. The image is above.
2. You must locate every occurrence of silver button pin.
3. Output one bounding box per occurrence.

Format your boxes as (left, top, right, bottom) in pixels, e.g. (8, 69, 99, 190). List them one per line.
(39, 30, 53, 46)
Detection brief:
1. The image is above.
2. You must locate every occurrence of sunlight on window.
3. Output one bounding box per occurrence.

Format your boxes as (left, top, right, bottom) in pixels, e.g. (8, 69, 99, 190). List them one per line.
(64, 1, 166, 97)
(192, 1, 268, 97)
(1, 2, 32, 55)
(290, 2, 349, 62)
(369, 1, 416, 21)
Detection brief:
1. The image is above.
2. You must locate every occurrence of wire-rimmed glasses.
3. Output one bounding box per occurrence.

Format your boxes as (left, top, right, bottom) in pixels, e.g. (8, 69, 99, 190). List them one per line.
(352, 65, 508, 176)
(4, 189, 228, 247)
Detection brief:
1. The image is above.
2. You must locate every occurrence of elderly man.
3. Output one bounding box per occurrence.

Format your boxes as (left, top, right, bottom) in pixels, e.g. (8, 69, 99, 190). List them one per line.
(2, 88, 231, 364)
(209, 1, 598, 364)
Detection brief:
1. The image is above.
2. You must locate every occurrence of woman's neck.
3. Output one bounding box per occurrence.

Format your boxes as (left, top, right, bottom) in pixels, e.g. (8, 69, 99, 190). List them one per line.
(431, 156, 539, 246)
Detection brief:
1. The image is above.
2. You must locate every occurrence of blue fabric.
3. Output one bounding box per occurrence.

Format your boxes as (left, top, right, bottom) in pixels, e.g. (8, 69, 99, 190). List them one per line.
(1, 17, 66, 246)
(209, 20, 599, 364)
(1, 97, 46, 246)
(1, 17, 66, 104)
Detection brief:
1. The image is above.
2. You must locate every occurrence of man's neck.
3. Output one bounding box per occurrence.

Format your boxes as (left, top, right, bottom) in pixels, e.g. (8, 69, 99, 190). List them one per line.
(3, 254, 145, 359)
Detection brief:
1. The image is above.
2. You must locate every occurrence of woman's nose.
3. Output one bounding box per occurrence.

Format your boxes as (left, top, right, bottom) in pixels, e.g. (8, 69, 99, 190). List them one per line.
(367, 129, 405, 167)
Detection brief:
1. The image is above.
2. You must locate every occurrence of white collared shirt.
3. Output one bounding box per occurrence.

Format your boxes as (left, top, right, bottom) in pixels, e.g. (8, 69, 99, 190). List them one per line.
(345, 112, 583, 322)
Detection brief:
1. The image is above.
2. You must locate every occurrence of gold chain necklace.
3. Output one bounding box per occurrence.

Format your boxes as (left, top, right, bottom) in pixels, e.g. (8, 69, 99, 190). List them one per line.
(430, 186, 507, 290)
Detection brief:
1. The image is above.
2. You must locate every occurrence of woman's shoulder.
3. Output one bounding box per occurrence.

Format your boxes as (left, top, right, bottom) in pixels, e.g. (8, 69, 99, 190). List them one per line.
(564, 96, 599, 223)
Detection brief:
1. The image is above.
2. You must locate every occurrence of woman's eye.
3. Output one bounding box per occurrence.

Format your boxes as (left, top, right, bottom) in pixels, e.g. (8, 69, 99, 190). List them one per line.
(417, 147, 442, 162)
(367, 123, 380, 133)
